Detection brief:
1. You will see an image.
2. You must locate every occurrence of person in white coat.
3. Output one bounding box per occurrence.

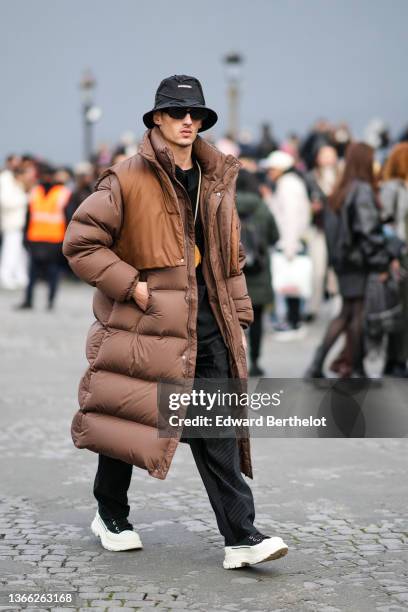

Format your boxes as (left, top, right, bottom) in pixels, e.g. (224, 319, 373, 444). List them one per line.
(0, 156, 29, 289)
(262, 151, 311, 337)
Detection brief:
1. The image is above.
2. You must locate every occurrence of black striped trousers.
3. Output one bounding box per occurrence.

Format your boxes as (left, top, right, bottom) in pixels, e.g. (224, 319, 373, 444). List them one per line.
(94, 336, 258, 546)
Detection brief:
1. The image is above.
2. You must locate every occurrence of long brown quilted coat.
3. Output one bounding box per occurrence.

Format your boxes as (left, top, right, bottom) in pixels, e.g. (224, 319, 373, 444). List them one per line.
(62, 127, 254, 480)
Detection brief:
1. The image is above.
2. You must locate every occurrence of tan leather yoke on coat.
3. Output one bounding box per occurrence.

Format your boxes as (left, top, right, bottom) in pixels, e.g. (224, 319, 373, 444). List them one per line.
(63, 127, 254, 480)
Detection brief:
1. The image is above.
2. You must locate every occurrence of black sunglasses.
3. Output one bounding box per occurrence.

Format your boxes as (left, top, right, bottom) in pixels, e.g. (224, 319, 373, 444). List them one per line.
(163, 107, 208, 121)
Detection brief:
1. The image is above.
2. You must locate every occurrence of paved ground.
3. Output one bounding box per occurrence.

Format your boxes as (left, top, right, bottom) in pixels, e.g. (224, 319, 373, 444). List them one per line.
(1, 280, 408, 612)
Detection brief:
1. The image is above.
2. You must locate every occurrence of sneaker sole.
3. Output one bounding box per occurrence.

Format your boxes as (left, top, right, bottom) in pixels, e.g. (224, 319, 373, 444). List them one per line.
(223, 539, 288, 569)
(91, 516, 143, 552)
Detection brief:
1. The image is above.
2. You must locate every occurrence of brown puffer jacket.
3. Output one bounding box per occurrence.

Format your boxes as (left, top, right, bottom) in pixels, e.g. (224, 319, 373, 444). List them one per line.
(62, 127, 254, 480)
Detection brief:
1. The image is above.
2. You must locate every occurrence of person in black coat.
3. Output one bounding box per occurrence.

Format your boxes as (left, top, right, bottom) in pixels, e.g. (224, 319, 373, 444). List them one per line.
(305, 142, 400, 378)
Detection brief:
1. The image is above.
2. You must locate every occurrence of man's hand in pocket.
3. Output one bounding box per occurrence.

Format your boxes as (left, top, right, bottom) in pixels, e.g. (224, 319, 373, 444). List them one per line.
(132, 281, 149, 311)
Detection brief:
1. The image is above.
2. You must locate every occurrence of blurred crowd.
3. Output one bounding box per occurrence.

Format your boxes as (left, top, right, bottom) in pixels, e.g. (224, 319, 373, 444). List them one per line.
(1, 118, 408, 377)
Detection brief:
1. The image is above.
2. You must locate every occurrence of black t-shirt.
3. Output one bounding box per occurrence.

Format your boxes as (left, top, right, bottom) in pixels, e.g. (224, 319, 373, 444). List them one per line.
(175, 163, 205, 284)
(175, 163, 225, 348)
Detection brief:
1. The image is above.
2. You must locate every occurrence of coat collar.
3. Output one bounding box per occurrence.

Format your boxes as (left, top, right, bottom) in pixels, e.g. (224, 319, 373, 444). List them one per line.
(139, 127, 240, 187)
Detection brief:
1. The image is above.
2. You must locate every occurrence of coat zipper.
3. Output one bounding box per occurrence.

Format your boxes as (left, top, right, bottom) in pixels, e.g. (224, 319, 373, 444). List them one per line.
(168, 170, 197, 381)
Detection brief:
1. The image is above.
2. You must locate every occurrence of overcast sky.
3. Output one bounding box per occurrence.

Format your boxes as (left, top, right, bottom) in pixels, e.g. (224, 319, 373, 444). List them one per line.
(1, 0, 407, 165)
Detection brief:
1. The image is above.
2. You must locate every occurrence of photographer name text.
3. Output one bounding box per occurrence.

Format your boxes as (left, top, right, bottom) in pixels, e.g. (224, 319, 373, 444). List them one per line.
(168, 415, 327, 428)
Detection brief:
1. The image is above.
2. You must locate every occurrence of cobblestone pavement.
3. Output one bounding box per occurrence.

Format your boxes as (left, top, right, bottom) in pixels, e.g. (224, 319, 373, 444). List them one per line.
(1, 282, 408, 611)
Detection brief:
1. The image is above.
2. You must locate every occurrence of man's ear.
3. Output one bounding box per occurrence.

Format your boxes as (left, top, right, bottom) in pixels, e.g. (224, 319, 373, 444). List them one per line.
(153, 111, 162, 127)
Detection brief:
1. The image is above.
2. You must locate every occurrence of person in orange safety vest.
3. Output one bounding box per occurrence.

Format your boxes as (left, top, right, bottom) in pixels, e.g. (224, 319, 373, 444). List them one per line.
(16, 163, 71, 311)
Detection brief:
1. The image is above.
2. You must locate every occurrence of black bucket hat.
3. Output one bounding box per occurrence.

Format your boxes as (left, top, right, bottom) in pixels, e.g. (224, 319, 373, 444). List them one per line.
(143, 74, 218, 133)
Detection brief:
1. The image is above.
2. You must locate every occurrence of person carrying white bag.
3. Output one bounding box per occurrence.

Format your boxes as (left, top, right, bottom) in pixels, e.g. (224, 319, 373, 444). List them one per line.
(261, 151, 312, 338)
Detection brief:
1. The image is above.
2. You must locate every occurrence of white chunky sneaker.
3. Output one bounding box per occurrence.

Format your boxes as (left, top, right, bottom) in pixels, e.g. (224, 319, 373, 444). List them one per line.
(223, 532, 288, 569)
(91, 511, 143, 552)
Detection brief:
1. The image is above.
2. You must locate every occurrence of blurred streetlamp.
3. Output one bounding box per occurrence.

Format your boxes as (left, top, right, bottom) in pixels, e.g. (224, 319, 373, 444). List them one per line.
(223, 52, 244, 141)
(79, 69, 102, 161)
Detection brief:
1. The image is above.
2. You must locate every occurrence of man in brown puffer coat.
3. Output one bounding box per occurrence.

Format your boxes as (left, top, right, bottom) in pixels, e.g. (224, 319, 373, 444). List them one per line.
(63, 75, 288, 569)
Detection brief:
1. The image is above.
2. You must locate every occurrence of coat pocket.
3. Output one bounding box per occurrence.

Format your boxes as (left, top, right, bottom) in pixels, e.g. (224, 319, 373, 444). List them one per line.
(133, 277, 155, 335)
(107, 299, 145, 332)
